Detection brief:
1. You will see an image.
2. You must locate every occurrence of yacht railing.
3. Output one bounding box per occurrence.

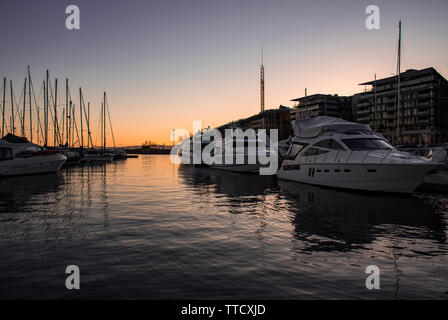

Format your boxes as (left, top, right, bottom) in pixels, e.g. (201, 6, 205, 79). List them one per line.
(346, 151, 352, 163)
(379, 150, 393, 163)
(305, 148, 443, 165)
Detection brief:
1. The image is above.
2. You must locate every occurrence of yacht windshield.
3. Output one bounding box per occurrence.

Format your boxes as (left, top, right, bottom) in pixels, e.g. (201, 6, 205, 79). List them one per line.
(342, 138, 394, 151)
(285, 142, 308, 160)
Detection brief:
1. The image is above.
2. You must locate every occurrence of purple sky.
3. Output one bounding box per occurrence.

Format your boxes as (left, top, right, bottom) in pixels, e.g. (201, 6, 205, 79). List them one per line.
(1, 0, 447, 144)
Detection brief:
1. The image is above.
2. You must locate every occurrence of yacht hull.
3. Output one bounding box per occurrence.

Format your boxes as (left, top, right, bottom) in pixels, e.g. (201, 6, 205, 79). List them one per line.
(278, 162, 441, 193)
(211, 163, 261, 173)
(0, 154, 67, 177)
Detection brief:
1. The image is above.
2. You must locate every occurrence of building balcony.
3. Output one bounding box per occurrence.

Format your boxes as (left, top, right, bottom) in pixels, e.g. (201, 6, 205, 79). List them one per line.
(357, 109, 371, 115)
(417, 110, 431, 116)
(417, 92, 434, 99)
(357, 102, 371, 108)
(417, 101, 434, 108)
(357, 116, 370, 122)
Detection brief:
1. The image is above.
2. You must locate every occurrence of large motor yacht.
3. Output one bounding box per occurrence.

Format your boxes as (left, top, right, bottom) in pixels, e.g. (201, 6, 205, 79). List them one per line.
(278, 117, 441, 193)
(0, 134, 67, 177)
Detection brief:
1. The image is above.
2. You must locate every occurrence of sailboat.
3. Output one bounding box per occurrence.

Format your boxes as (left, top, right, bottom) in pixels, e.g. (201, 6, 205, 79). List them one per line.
(82, 92, 115, 163)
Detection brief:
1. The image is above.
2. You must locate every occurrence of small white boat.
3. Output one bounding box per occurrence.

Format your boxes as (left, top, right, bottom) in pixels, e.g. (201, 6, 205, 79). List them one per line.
(278, 117, 441, 193)
(109, 148, 127, 160)
(0, 134, 67, 177)
(177, 129, 217, 167)
(82, 149, 115, 163)
(53, 148, 81, 164)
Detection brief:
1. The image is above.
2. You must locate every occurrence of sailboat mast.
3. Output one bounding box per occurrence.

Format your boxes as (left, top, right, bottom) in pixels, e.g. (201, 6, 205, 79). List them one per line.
(396, 20, 402, 145)
(45, 70, 49, 147)
(43, 81, 47, 146)
(27, 66, 32, 143)
(10, 80, 14, 135)
(103, 92, 106, 150)
(374, 73, 377, 131)
(70, 103, 77, 147)
(87, 102, 92, 149)
(100, 102, 103, 149)
(54, 78, 58, 147)
(66, 79, 69, 146)
(69, 100, 72, 147)
(79, 88, 83, 149)
(72, 104, 75, 147)
(22, 78, 26, 136)
(2, 77, 5, 137)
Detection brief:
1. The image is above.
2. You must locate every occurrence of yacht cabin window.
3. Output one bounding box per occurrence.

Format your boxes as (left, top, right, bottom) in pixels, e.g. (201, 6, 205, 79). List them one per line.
(302, 147, 329, 157)
(313, 139, 345, 150)
(285, 142, 308, 160)
(342, 138, 394, 151)
(15, 151, 34, 158)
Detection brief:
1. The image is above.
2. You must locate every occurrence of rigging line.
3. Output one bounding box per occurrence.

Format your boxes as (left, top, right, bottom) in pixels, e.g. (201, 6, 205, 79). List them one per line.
(401, 32, 406, 71)
(66, 84, 72, 147)
(14, 82, 25, 128)
(47, 79, 62, 145)
(11, 85, 22, 131)
(94, 109, 102, 148)
(31, 81, 45, 143)
(72, 109, 81, 147)
(391, 37, 397, 78)
(80, 92, 93, 148)
(105, 95, 116, 148)
(2, 79, 10, 134)
(67, 89, 77, 146)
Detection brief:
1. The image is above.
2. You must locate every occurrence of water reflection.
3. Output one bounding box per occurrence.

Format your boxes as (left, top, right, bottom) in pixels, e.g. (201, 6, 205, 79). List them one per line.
(0, 163, 113, 245)
(0, 156, 447, 299)
(178, 164, 276, 196)
(178, 164, 446, 253)
(0, 173, 64, 212)
(279, 180, 446, 252)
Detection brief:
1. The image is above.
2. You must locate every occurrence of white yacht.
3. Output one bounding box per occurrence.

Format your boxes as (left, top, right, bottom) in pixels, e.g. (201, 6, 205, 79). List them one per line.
(177, 136, 212, 167)
(210, 136, 275, 173)
(278, 117, 441, 193)
(0, 134, 67, 177)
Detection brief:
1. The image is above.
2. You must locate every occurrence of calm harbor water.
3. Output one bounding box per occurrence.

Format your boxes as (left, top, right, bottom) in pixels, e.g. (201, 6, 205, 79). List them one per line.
(0, 154, 447, 299)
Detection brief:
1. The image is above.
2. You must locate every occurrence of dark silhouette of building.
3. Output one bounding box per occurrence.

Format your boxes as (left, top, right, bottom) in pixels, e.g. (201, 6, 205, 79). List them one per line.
(357, 67, 448, 145)
(217, 105, 291, 140)
(290, 94, 353, 121)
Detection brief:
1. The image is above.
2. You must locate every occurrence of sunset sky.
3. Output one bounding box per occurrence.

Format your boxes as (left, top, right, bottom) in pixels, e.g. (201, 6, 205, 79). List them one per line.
(1, 0, 448, 146)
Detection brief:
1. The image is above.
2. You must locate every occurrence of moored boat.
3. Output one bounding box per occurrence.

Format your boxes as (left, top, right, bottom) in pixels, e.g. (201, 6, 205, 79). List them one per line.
(82, 149, 115, 163)
(210, 135, 275, 173)
(0, 134, 67, 177)
(277, 117, 441, 193)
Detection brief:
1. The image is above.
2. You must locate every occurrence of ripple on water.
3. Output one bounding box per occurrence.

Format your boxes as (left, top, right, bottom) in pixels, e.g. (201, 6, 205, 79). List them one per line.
(0, 155, 447, 299)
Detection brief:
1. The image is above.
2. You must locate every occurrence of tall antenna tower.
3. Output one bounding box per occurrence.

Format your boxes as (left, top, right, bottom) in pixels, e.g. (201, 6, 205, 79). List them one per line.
(260, 45, 265, 113)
